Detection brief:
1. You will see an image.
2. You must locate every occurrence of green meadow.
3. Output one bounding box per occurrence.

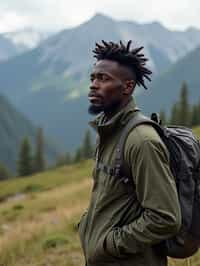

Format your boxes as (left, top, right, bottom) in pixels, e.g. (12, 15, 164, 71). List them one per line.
(0, 128, 199, 266)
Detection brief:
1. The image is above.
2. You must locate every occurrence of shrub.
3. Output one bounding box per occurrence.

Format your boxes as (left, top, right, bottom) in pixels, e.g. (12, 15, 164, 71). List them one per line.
(42, 234, 69, 249)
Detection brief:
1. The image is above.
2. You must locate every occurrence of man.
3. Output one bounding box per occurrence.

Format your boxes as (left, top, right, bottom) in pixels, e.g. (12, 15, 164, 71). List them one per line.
(78, 40, 181, 266)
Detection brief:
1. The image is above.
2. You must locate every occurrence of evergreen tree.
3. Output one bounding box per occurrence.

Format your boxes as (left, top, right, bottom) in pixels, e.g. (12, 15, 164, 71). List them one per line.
(74, 147, 83, 163)
(178, 82, 191, 126)
(191, 104, 199, 127)
(170, 103, 179, 125)
(0, 162, 12, 180)
(65, 152, 72, 164)
(34, 128, 45, 173)
(82, 129, 94, 159)
(159, 109, 167, 125)
(17, 137, 33, 177)
(56, 152, 72, 167)
(197, 100, 200, 125)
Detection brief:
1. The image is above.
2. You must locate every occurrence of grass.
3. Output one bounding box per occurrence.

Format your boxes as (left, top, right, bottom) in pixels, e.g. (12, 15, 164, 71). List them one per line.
(0, 160, 93, 266)
(0, 160, 93, 202)
(0, 129, 200, 266)
(193, 126, 200, 139)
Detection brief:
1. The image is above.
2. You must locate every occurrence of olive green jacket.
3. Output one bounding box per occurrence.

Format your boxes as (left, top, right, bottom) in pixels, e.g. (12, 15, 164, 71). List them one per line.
(78, 98, 181, 266)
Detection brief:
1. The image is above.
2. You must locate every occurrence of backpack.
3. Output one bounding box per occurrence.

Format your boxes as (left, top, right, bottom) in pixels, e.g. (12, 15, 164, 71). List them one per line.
(96, 110, 200, 259)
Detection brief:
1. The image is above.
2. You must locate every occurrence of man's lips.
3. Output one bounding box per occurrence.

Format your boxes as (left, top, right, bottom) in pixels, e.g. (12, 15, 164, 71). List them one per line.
(88, 93, 102, 102)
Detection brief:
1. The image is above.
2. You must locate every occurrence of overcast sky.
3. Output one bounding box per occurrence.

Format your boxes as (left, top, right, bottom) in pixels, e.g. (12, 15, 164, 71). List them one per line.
(0, 0, 200, 33)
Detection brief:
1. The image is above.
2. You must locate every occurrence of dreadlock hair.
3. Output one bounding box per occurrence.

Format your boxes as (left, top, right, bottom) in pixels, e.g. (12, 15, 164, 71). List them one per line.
(93, 40, 152, 90)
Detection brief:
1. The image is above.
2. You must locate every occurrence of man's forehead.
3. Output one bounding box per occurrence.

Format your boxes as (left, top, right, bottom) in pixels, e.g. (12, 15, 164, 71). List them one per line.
(92, 60, 121, 75)
(91, 59, 134, 81)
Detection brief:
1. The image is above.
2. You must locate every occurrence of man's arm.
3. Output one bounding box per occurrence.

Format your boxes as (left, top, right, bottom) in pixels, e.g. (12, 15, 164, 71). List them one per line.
(105, 128, 182, 257)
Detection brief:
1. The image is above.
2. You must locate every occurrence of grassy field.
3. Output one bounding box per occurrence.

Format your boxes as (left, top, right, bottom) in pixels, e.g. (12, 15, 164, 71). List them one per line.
(193, 126, 200, 139)
(0, 127, 199, 266)
(0, 160, 93, 266)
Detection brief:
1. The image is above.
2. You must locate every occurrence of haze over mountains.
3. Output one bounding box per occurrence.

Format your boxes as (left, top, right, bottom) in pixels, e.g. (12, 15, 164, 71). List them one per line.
(0, 13, 199, 152)
(0, 28, 51, 62)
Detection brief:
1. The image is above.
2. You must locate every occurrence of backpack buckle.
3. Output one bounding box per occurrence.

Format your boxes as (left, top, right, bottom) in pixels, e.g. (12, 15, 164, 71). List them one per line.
(114, 164, 121, 177)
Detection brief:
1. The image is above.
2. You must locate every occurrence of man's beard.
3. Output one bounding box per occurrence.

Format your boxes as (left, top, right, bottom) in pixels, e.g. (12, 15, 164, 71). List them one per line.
(88, 104, 103, 115)
(88, 100, 121, 116)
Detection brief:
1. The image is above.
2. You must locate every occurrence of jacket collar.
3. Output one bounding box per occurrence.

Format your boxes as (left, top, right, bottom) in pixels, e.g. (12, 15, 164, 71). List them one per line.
(89, 97, 138, 135)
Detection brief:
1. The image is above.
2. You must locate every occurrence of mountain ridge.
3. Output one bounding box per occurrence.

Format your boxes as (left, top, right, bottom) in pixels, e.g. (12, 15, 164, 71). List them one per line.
(0, 13, 199, 150)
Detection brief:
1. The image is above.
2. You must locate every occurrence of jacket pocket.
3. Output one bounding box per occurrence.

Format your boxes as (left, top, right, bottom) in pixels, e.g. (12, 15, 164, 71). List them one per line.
(88, 233, 116, 263)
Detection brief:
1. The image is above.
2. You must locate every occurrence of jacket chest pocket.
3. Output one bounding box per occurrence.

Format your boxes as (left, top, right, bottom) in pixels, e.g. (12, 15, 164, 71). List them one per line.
(95, 165, 133, 201)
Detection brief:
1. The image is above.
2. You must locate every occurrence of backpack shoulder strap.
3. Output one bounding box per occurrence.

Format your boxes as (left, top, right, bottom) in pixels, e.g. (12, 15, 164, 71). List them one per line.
(114, 111, 163, 178)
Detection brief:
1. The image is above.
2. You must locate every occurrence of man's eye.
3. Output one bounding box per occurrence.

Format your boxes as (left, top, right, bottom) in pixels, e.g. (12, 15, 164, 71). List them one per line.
(101, 75, 109, 81)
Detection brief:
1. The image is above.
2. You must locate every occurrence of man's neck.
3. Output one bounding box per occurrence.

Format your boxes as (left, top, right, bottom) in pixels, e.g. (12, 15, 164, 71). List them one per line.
(104, 97, 131, 120)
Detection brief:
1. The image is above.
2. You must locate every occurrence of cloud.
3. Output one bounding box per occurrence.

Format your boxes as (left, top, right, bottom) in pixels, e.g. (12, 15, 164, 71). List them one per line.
(0, 0, 200, 33)
(0, 11, 31, 33)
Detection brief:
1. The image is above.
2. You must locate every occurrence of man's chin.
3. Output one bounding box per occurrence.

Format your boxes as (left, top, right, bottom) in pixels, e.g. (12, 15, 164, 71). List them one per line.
(88, 104, 103, 115)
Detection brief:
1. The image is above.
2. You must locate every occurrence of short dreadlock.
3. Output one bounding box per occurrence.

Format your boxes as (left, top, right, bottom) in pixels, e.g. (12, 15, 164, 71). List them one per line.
(93, 40, 152, 90)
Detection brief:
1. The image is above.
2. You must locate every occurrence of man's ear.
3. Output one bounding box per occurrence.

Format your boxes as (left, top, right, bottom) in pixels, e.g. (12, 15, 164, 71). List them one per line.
(123, 80, 135, 95)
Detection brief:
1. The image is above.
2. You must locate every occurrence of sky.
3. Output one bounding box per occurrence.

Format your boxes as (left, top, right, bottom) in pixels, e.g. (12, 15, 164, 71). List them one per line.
(0, 0, 200, 33)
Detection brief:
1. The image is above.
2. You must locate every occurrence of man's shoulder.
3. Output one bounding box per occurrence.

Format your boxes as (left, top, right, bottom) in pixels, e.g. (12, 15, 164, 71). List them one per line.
(125, 123, 164, 148)
(124, 123, 169, 161)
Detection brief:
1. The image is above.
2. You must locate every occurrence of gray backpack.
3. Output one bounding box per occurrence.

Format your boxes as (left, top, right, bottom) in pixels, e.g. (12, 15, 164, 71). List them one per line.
(97, 111, 200, 258)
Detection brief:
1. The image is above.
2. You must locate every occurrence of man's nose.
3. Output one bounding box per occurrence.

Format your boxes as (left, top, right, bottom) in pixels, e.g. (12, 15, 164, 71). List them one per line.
(90, 78, 100, 90)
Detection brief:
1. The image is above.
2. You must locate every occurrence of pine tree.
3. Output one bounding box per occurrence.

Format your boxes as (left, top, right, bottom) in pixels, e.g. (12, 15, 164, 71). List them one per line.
(170, 103, 179, 125)
(0, 162, 12, 180)
(159, 109, 167, 125)
(178, 82, 191, 126)
(197, 100, 200, 125)
(56, 152, 72, 167)
(17, 137, 33, 177)
(82, 129, 94, 159)
(65, 152, 72, 164)
(74, 147, 83, 163)
(34, 128, 45, 173)
(191, 104, 199, 127)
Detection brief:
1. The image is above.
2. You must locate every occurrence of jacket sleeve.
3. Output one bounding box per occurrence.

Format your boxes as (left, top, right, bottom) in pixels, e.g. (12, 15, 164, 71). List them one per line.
(105, 137, 182, 257)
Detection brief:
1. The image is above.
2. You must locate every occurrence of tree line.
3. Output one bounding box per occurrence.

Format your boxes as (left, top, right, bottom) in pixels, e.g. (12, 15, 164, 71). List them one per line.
(0, 81, 199, 180)
(0, 128, 94, 180)
(0, 127, 46, 180)
(160, 82, 200, 126)
(55, 129, 94, 167)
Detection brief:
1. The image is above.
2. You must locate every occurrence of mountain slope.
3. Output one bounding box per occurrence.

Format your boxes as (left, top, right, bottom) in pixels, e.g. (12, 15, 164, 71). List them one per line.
(4, 28, 51, 50)
(0, 28, 51, 62)
(0, 35, 18, 61)
(0, 94, 60, 173)
(136, 46, 200, 114)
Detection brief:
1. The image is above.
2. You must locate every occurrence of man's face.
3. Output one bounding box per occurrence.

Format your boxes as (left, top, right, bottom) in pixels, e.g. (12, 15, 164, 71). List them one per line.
(88, 59, 130, 115)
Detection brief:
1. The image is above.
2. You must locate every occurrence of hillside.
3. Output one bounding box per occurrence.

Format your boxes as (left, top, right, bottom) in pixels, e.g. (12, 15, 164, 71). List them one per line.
(0, 34, 18, 61)
(4, 28, 52, 51)
(0, 94, 60, 173)
(0, 160, 93, 266)
(0, 157, 200, 266)
(0, 14, 200, 151)
(193, 126, 200, 139)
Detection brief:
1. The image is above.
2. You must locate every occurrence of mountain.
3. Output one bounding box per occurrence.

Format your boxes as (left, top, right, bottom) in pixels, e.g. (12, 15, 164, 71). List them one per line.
(0, 13, 200, 150)
(37, 13, 200, 77)
(4, 28, 52, 51)
(0, 28, 51, 62)
(0, 94, 60, 173)
(0, 35, 18, 61)
(136, 46, 200, 115)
